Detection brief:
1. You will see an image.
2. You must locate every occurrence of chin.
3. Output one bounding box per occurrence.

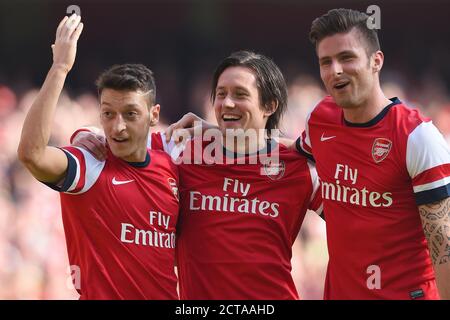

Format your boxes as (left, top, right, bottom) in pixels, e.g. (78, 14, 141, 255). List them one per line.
(220, 122, 244, 131)
(109, 146, 130, 159)
(333, 95, 358, 109)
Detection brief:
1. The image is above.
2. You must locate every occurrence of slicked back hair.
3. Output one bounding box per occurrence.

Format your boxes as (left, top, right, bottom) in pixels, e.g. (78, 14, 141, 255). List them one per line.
(96, 64, 156, 105)
(310, 8, 380, 56)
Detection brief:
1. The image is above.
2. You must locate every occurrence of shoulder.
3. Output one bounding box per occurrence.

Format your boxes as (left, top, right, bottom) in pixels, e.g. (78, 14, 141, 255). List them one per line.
(276, 142, 311, 168)
(57, 146, 106, 194)
(148, 131, 164, 150)
(149, 148, 178, 172)
(389, 101, 430, 134)
(308, 95, 342, 124)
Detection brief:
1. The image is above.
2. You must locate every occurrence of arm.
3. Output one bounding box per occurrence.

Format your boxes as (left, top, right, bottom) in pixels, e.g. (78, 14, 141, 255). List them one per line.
(164, 112, 218, 143)
(306, 160, 324, 220)
(419, 197, 450, 299)
(17, 15, 83, 183)
(71, 127, 107, 161)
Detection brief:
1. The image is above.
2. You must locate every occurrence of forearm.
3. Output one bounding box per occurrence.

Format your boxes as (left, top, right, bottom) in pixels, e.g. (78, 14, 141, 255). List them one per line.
(419, 197, 450, 299)
(18, 65, 68, 163)
(434, 260, 450, 299)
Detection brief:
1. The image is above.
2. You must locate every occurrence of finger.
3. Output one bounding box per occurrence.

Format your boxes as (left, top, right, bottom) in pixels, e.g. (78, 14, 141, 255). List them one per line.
(165, 115, 195, 143)
(95, 134, 106, 144)
(89, 134, 108, 156)
(171, 128, 182, 144)
(68, 15, 82, 39)
(172, 127, 194, 144)
(81, 140, 105, 161)
(59, 14, 76, 39)
(56, 16, 69, 39)
(88, 134, 108, 153)
(65, 15, 81, 40)
(61, 14, 80, 39)
(168, 121, 186, 142)
(164, 124, 175, 142)
(92, 145, 106, 161)
(179, 114, 195, 128)
(70, 22, 84, 42)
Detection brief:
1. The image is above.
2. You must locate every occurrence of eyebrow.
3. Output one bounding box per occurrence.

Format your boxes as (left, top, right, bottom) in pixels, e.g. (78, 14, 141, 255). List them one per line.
(216, 85, 250, 92)
(320, 50, 357, 61)
(100, 102, 141, 108)
(337, 50, 357, 57)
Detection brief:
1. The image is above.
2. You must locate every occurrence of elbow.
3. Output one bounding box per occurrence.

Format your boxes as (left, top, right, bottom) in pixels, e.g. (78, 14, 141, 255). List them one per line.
(17, 143, 28, 163)
(17, 143, 38, 167)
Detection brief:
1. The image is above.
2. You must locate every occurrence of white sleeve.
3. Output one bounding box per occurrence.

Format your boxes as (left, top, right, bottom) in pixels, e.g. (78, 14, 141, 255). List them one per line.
(406, 121, 450, 204)
(46, 146, 105, 195)
(307, 160, 323, 215)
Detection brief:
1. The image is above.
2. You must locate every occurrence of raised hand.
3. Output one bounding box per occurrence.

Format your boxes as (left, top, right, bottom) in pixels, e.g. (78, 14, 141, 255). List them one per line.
(51, 14, 84, 73)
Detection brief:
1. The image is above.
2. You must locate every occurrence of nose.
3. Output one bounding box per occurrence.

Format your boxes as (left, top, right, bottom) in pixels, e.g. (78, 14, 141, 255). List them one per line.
(222, 94, 235, 109)
(113, 114, 126, 133)
(331, 60, 343, 75)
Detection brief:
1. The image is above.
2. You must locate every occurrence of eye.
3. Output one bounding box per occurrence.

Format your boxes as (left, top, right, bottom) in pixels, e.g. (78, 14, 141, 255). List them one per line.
(341, 55, 354, 62)
(102, 111, 113, 118)
(126, 111, 138, 118)
(234, 92, 248, 100)
(320, 59, 331, 66)
(216, 91, 226, 98)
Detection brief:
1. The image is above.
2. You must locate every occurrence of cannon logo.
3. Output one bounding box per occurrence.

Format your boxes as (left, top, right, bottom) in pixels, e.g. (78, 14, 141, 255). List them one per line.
(372, 138, 392, 163)
(167, 178, 179, 201)
(261, 160, 285, 180)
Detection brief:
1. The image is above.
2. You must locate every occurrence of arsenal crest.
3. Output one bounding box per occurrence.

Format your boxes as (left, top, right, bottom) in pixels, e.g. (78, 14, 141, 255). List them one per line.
(167, 178, 179, 201)
(261, 160, 286, 180)
(372, 138, 392, 163)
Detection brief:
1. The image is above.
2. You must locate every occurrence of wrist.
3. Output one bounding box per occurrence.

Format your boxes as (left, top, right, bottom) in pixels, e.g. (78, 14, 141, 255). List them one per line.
(51, 63, 70, 75)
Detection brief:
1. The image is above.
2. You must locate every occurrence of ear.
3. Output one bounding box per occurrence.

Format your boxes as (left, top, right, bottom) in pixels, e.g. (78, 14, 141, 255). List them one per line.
(372, 50, 384, 73)
(149, 104, 161, 126)
(264, 100, 279, 118)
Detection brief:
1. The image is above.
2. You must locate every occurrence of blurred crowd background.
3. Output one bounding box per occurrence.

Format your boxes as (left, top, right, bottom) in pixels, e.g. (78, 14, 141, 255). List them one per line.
(1, 0, 449, 299)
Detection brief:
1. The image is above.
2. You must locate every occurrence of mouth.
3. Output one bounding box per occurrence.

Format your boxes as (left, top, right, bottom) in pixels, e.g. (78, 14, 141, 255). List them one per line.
(333, 81, 350, 90)
(222, 114, 242, 122)
(111, 137, 129, 144)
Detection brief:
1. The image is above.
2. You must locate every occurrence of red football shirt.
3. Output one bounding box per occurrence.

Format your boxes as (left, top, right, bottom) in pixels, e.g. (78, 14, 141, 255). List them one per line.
(47, 146, 179, 299)
(151, 133, 322, 299)
(297, 96, 450, 299)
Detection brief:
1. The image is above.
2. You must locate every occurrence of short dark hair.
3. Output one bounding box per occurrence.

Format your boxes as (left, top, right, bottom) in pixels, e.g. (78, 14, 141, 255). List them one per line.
(309, 8, 380, 55)
(96, 64, 156, 105)
(211, 50, 287, 133)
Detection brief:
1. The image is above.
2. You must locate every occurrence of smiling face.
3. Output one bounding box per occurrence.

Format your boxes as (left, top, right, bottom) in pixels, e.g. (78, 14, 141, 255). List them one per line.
(317, 28, 382, 109)
(100, 88, 159, 162)
(213, 66, 273, 133)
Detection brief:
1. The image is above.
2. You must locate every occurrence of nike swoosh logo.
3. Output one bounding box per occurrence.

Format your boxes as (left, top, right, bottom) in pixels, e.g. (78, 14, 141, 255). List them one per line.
(320, 133, 336, 142)
(112, 177, 134, 185)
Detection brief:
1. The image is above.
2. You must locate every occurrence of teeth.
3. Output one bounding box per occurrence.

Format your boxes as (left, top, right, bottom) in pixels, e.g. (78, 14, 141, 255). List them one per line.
(222, 114, 241, 121)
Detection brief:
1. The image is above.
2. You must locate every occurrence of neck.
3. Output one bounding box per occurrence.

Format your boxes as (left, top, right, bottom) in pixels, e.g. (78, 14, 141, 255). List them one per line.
(223, 129, 267, 155)
(121, 146, 148, 163)
(342, 87, 392, 124)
